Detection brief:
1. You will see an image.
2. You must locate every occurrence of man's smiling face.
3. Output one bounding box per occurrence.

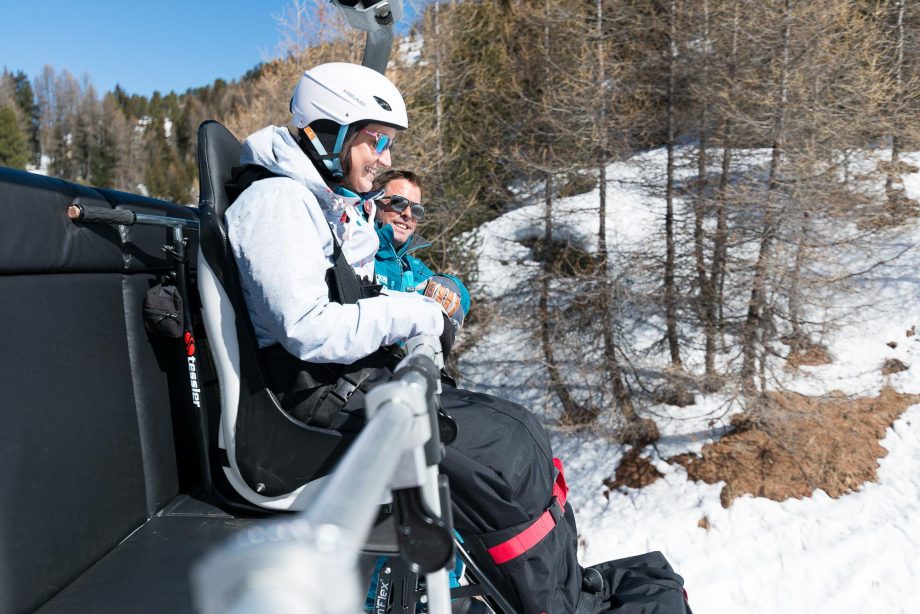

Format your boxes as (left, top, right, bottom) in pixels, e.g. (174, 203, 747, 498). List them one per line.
(375, 178, 420, 247)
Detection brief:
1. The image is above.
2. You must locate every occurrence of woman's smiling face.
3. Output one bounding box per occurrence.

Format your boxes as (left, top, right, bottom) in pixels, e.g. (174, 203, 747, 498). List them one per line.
(344, 123, 396, 192)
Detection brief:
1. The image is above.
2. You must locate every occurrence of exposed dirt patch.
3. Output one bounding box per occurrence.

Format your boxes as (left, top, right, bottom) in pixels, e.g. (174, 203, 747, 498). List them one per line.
(670, 387, 920, 507)
(603, 447, 663, 497)
(882, 358, 909, 375)
(785, 343, 832, 368)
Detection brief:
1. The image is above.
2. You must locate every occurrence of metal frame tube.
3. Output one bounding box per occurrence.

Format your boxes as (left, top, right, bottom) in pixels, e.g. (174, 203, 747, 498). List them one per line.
(133, 212, 199, 230)
(193, 358, 454, 614)
(303, 398, 415, 552)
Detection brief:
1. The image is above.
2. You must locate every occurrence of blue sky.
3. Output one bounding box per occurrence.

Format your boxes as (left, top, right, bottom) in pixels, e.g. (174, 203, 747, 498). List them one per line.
(0, 0, 427, 97)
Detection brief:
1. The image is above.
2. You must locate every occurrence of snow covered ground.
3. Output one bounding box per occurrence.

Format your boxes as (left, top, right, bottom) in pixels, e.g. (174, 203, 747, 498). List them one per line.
(559, 404, 920, 613)
(459, 148, 920, 613)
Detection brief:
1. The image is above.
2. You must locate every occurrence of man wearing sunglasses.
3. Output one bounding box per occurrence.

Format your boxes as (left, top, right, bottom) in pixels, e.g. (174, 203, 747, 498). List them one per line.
(364, 169, 470, 331)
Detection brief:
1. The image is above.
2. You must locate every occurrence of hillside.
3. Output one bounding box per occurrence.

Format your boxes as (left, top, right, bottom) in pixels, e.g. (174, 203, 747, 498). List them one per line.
(459, 147, 920, 613)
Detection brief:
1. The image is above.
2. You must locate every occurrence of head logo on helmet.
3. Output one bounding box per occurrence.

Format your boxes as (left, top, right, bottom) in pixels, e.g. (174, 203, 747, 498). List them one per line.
(342, 89, 367, 107)
(290, 62, 408, 179)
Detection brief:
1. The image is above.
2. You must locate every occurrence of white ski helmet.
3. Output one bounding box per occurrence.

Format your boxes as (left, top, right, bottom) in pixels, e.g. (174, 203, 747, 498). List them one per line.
(291, 63, 407, 179)
(291, 62, 408, 130)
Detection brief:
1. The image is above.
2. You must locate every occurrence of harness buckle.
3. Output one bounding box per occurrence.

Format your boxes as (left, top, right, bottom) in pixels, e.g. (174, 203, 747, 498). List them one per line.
(548, 496, 564, 525)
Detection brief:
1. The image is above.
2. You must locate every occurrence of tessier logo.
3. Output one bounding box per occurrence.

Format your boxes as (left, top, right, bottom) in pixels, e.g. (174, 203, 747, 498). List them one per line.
(184, 332, 201, 408)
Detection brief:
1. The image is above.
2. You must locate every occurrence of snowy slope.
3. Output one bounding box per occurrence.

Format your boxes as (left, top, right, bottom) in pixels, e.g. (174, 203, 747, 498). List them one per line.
(558, 405, 920, 613)
(459, 148, 920, 613)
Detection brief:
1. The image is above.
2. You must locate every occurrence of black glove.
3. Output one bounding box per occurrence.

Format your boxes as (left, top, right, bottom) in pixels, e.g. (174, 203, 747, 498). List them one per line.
(439, 313, 455, 360)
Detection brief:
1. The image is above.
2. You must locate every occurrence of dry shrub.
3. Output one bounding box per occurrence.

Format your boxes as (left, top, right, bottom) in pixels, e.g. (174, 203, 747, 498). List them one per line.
(655, 382, 697, 407)
(653, 367, 696, 407)
(671, 387, 920, 507)
(617, 417, 661, 448)
(603, 447, 664, 496)
(781, 335, 832, 369)
(861, 191, 920, 229)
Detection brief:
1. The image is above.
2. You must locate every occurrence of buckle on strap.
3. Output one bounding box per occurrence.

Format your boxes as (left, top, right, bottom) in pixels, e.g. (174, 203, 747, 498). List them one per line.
(548, 495, 564, 524)
(329, 377, 358, 403)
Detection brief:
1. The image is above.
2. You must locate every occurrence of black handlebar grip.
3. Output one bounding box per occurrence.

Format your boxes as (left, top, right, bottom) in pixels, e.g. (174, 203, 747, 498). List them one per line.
(68, 204, 136, 226)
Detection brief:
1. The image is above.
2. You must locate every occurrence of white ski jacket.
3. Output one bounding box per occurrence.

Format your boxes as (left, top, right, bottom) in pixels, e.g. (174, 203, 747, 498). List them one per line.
(225, 125, 444, 363)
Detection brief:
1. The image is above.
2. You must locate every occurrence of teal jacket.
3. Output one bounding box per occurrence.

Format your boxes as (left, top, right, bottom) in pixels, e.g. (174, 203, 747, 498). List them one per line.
(373, 222, 471, 318)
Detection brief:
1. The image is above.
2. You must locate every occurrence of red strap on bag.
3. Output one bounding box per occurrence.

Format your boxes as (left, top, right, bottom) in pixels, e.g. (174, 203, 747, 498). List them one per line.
(487, 458, 568, 565)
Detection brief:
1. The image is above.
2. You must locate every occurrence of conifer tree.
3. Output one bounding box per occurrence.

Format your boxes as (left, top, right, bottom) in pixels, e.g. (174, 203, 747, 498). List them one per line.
(4, 70, 39, 163)
(0, 106, 30, 169)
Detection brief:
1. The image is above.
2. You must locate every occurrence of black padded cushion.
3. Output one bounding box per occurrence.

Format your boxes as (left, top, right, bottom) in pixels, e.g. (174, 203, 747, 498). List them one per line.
(0, 273, 149, 613)
(0, 167, 198, 275)
(95, 187, 199, 273)
(0, 167, 124, 273)
(36, 496, 262, 614)
(0, 168, 203, 612)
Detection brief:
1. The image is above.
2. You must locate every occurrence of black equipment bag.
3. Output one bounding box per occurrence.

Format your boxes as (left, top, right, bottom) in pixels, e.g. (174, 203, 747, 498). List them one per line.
(578, 551, 692, 614)
(437, 386, 583, 613)
(143, 281, 184, 338)
(438, 387, 691, 614)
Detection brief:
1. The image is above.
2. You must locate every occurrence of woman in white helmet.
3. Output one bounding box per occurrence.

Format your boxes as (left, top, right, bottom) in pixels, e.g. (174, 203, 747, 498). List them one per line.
(226, 62, 445, 370)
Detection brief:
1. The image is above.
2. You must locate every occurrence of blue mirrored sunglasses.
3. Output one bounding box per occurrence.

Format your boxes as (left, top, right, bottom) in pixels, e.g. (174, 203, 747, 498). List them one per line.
(375, 195, 425, 221)
(363, 129, 396, 155)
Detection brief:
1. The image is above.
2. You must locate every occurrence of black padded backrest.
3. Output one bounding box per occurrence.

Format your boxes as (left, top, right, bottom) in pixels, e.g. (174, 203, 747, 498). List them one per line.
(197, 120, 242, 219)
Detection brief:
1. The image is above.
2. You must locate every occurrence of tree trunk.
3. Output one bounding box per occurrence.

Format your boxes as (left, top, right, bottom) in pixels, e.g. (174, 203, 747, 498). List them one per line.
(540, 174, 581, 421)
(741, 0, 792, 394)
(710, 120, 732, 364)
(694, 0, 710, 309)
(885, 0, 905, 198)
(695, 0, 716, 384)
(787, 213, 808, 347)
(664, 0, 683, 368)
(434, 0, 444, 161)
(706, 0, 740, 378)
(596, 0, 639, 423)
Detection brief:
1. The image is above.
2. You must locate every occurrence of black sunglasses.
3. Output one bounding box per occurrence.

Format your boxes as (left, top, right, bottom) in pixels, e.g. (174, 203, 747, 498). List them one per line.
(375, 195, 425, 221)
